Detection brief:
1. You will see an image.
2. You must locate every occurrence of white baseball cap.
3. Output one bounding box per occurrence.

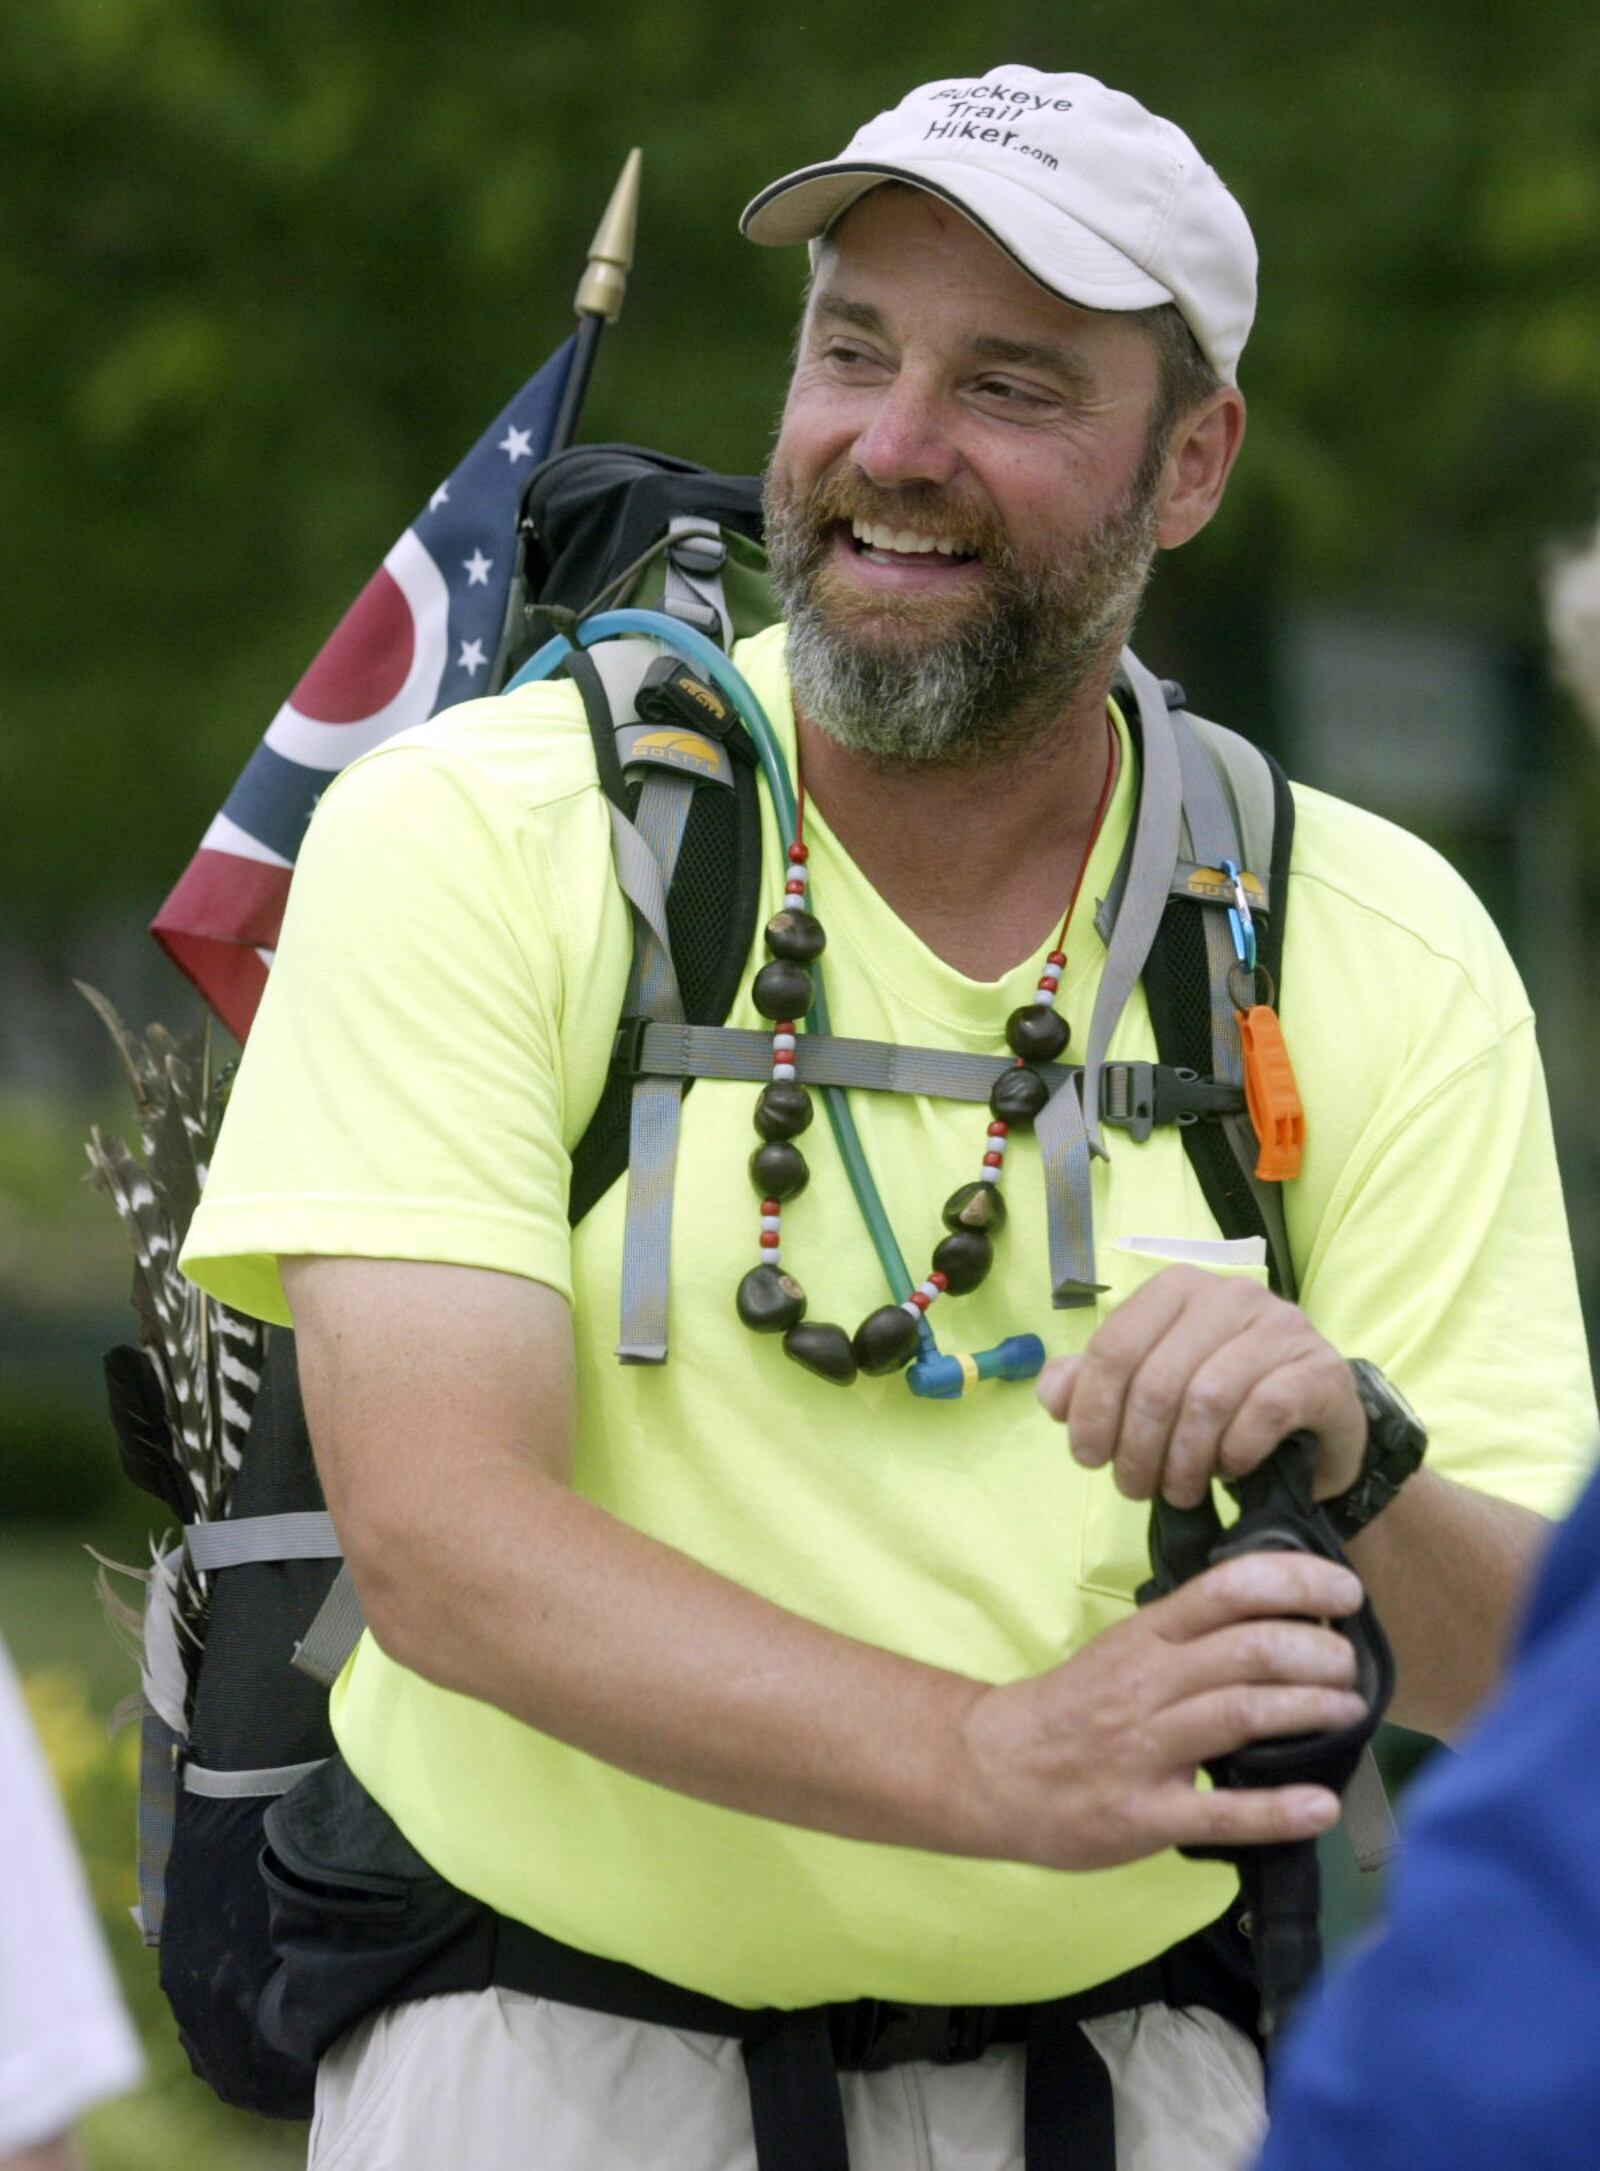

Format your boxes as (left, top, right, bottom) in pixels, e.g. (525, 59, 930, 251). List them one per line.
(741, 67, 1258, 386)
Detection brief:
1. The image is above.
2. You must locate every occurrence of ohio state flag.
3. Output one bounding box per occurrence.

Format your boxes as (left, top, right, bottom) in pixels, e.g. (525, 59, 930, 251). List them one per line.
(153, 336, 576, 1040)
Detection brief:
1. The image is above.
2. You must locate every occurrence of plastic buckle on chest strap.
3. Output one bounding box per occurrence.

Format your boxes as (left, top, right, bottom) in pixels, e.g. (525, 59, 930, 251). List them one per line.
(611, 1016, 652, 1077)
(1100, 1063, 1246, 1144)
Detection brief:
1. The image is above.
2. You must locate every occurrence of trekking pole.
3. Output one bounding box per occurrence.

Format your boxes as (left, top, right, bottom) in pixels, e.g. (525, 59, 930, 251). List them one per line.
(549, 147, 643, 456)
(1139, 1432, 1395, 2044)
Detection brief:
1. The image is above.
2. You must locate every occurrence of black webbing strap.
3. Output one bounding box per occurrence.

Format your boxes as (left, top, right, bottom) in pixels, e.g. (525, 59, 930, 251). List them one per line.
(744, 2014, 851, 2171)
(562, 645, 629, 812)
(1026, 2005, 1115, 2169)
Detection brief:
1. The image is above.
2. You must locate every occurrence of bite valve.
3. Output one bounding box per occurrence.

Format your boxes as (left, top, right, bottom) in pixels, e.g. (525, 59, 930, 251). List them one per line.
(906, 1334, 1046, 1399)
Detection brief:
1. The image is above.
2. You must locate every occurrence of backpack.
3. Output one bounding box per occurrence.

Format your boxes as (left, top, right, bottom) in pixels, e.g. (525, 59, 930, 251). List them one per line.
(103, 445, 1307, 2119)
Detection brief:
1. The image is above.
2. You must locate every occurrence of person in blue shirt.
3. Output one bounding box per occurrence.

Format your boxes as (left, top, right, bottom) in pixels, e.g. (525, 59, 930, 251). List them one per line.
(1257, 1468, 1600, 2170)
(1258, 511, 1600, 2171)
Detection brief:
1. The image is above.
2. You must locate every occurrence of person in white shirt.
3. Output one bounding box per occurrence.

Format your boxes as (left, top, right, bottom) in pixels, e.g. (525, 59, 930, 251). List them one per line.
(0, 1635, 142, 2171)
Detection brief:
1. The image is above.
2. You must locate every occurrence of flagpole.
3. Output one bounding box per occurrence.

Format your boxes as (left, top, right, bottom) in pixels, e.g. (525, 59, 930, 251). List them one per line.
(548, 147, 643, 456)
(486, 150, 642, 695)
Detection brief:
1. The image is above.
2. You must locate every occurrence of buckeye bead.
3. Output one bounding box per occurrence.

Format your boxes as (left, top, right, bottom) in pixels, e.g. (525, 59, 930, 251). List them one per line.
(749, 1140, 810, 1201)
(754, 1080, 814, 1141)
(1005, 1002, 1070, 1063)
(942, 1179, 1008, 1235)
(989, 1064, 1050, 1124)
(932, 1227, 994, 1295)
(851, 1304, 922, 1377)
(764, 908, 827, 963)
(736, 1264, 808, 1333)
(753, 960, 814, 1020)
(782, 1320, 858, 1385)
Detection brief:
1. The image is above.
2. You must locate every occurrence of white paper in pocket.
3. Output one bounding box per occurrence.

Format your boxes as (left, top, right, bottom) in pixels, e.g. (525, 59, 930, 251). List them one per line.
(1115, 1235, 1268, 1268)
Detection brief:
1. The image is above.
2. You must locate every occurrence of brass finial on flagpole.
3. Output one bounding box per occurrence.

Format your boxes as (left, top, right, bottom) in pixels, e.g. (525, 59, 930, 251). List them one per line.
(548, 148, 642, 454)
(573, 147, 642, 323)
(486, 150, 645, 690)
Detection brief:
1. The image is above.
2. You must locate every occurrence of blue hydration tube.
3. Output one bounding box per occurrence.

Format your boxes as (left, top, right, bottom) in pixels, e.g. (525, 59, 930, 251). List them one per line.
(505, 609, 1044, 1395)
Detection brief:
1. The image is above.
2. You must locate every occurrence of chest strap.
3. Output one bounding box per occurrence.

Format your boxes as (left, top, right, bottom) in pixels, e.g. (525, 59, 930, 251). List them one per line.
(616, 1022, 1241, 1133)
(615, 1020, 1244, 1318)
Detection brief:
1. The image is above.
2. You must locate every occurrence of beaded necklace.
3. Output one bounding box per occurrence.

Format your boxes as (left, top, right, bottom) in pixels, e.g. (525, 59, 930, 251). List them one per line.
(736, 716, 1121, 1386)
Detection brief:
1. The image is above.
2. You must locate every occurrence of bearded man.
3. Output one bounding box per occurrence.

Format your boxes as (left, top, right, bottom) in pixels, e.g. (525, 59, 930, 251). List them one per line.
(182, 67, 1594, 2171)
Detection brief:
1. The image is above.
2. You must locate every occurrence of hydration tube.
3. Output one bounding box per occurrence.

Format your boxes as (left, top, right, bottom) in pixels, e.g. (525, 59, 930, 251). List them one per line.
(505, 609, 1045, 1392)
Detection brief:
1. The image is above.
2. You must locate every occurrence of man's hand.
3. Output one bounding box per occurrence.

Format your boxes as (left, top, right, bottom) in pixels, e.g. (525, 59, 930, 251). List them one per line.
(1037, 1265, 1367, 1508)
(964, 1550, 1367, 1869)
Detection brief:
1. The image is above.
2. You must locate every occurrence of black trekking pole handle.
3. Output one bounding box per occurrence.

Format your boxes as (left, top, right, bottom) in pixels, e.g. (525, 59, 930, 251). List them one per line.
(1137, 1430, 1396, 2042)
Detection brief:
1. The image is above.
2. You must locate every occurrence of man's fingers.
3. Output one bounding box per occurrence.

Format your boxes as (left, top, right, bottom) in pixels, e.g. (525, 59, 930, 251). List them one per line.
(1157, 1321, 1318, 1505)
(1056, 1269, 1196, 1471)
(1098, 1315, 1250, 1503)
(1215, 1347, 1367, 1492)
(1040, 1266, 1368, 1508)
(1149, 1551, 1364, 1642)
(1157, 1780, 1343, 1852)
(1169, 1616, 1360, 1700)
(1156, 1683, 1369, 1769)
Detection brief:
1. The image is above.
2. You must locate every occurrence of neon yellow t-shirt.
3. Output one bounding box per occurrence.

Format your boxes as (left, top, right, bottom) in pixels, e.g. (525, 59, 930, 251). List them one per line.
(183, 624, 1596, 2008)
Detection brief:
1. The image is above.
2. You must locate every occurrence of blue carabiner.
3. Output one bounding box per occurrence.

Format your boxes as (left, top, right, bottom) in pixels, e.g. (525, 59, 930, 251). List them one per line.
(1221, 856, 1258, 973)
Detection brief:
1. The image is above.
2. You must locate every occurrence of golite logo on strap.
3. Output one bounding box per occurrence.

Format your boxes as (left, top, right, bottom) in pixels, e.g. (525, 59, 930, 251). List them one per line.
(619, 724, 735, 785)
(1186, 864, 1267, 907)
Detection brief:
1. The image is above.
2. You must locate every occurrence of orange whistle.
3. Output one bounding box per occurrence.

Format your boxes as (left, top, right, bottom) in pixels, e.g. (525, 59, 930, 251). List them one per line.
(1237, 1004, 1306, 1181)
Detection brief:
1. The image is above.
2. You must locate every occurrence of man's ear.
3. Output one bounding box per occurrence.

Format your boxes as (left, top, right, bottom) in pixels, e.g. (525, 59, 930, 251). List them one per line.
(1156, 389, 1247, 550)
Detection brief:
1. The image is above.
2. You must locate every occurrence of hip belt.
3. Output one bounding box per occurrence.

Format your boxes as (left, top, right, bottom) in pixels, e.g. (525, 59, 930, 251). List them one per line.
(483, 1906, 1259, 2171)
(260, 1756, 1260, 2171)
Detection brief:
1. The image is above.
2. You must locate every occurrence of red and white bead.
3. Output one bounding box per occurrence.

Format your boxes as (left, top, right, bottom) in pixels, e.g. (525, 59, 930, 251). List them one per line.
(901, 1269, 951, 1319)
(758, 1200, 783, 1264)
(785, 840, 810, 906)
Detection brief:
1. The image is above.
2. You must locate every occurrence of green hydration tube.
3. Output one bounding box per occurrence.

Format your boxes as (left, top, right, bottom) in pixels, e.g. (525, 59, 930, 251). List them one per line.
(504, 610, 920, 1316)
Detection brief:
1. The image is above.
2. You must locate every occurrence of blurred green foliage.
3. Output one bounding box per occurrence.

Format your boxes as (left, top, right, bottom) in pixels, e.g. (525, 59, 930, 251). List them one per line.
(4, 0, 1600, 927)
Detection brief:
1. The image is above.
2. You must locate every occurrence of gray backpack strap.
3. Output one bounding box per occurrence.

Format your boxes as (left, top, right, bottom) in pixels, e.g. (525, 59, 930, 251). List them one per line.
(185, 1510, 342, 1569)
(1080, 647, 1186, 1156)
(1169, 711, 1298, 1301)
(290, 1563, 367, 1687)
(1343, 1743, 1402, 1872)
(1183, 710, 1278, 889)
(662, 518, 733, 646)
(610, 775, 697, 1363)
(182, 1757, 326, 1799)
(133, 1708, 182, 1945)
(573, 625, 747, 1358)
(585, 632, 670, 723)
(1037, 1074, 1104, 1306)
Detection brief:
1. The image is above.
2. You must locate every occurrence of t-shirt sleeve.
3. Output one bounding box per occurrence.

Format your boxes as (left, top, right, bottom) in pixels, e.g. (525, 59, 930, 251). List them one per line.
(182, 739, 604, 1324)
(1291, 947, 1596, 1522)
(0, 1642, 143, 2153)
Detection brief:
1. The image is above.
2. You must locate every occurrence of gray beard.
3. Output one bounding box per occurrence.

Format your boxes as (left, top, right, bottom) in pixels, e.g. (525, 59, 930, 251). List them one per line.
(763, 466, 1162, 769)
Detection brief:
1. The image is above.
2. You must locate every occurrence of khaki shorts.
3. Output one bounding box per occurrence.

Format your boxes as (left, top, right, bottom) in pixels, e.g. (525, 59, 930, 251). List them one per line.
(308, 1988, 1266, 2170)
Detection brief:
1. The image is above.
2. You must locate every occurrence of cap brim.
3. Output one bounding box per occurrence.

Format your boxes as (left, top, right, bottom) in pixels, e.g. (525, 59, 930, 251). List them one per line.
(741, 160, 1175, 315)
